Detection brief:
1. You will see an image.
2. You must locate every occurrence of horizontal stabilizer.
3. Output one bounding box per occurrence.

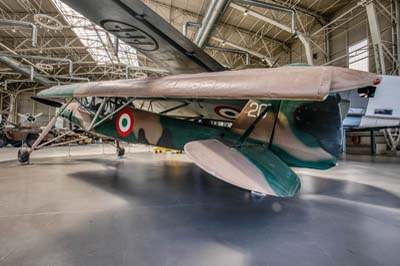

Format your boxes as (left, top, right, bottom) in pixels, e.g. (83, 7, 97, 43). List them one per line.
(184, 139, 301, 197)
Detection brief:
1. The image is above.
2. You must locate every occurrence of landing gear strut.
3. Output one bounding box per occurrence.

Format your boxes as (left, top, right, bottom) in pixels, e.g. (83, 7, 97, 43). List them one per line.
(116, 140, 125, 158)
(17, 98, 73, 164)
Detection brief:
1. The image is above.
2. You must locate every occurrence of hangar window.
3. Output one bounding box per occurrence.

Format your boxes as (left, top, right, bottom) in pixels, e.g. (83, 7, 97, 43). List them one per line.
(53, 0, 139, 66)
(348, 39, 369, 72)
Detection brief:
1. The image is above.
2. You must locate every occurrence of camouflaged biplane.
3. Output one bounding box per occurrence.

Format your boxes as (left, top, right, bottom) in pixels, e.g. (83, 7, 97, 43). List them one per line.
(21, 0, 381, 197)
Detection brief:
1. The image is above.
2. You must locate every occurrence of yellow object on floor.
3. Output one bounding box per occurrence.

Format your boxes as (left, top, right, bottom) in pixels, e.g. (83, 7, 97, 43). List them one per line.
(153, 147, 183, 154)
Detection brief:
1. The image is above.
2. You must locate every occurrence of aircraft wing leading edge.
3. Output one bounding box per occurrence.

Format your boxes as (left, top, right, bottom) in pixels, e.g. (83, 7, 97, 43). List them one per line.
(38, 66, 380, 101)
(61, 0, 225, 74)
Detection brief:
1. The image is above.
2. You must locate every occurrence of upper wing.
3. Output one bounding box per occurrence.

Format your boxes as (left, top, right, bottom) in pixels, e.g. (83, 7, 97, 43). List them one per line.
(38, 66, 380, 101)
(61, 0, 225, 74)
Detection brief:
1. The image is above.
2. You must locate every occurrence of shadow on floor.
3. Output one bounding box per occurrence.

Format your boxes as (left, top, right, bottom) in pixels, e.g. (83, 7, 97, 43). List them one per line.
(2, 154, 399, 266)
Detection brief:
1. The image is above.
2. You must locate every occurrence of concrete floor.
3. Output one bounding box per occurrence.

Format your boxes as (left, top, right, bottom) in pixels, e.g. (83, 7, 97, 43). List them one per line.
(0, 143, 151, 162)
(0, 150, 399, 266)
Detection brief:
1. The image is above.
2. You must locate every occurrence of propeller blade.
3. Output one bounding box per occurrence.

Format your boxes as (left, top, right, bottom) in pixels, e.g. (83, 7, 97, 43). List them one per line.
(34, 113, 43, 118)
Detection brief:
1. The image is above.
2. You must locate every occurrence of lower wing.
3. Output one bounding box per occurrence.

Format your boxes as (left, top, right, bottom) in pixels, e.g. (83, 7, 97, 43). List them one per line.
(185, 139, 300, 197)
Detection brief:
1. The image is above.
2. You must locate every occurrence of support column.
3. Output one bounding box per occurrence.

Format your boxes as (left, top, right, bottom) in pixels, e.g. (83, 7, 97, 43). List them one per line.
(366, 2, 386, 74)
(342, 128, 347, 155)
(325, 28, 331, 64)
(194, 0, 230, 48)
(0, 92, 3, 127)
(396, 0, 400, 75)
(370, 129, 376, 156)
(0, 92, 3, 118)
(7, 94, 15, 123)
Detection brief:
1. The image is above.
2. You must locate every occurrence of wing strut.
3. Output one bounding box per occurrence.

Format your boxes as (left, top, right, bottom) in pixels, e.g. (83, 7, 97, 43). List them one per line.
(238, 105, 271, 145)
(268, 100, 282, 149)
(17, 98, 74, 164)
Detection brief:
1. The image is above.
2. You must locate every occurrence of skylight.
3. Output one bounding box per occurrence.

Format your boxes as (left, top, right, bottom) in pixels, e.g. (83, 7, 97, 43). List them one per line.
(53, 0, 139, 66)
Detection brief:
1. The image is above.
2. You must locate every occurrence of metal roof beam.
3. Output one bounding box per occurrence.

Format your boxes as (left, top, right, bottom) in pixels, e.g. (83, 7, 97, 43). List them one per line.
(0, 56, 52, 86)
(146, 0, 287, 47)
(230, 2, 313, 65)
(211, 36, 274, 66)
(269, 0, 327, 25)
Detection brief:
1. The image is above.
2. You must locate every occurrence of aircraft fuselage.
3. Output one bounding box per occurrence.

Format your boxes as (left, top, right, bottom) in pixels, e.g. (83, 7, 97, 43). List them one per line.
(61, 96, 343, 171)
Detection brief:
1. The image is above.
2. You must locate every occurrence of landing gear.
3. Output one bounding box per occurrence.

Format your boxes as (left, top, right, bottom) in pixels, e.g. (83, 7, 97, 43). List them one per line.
(18, 148, 30, 164)
(116, 141, 125, 158)
(117, 147, 125, 158)
(16, 98, 73, 165)
(250, 190, 267, 202)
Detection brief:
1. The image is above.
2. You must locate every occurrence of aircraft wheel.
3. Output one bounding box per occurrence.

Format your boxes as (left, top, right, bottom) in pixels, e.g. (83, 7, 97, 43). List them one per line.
(117, 147, 125, 158)
(26, 134, 39, 148)
(18, 148, 30, 164)
(0, 135, 7, 148)
(250, 191, 267, 202)
(12, 141, 23, 148)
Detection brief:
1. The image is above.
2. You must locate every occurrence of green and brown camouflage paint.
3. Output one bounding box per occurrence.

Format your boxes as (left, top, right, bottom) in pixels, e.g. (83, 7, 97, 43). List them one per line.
(61, 95, 341, 171)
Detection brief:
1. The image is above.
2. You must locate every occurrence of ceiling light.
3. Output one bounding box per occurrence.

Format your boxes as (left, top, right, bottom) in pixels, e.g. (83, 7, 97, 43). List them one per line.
(244, 10, 248, 16)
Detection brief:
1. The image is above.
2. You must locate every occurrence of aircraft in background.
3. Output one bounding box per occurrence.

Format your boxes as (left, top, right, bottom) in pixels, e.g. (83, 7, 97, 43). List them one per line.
(341, 75, 400, 130)
(340, 75, 400, 154)
(18, 0, 380, 197)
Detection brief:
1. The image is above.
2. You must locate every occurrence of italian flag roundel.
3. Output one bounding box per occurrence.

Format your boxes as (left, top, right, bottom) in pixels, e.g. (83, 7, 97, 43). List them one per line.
(116, 109, 134, 137)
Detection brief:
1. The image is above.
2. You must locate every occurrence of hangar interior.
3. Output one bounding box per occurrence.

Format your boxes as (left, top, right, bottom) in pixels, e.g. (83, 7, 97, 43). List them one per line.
(1, 0, 400, 153)
(0, 0, 399, 266)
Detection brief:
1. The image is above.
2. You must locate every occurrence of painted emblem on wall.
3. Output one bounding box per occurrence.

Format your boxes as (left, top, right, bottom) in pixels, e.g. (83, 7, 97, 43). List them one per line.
(116, 109, 134, 137)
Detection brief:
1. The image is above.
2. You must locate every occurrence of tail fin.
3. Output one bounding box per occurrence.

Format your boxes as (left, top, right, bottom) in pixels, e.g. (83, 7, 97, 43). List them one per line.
(270, 96, 342, 169)
(230, 97, 343, 169)
(184, 97, 343, 195)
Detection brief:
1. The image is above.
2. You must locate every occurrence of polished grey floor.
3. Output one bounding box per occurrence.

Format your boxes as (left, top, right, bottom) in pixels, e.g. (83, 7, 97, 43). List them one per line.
(0, 152, 399, 266)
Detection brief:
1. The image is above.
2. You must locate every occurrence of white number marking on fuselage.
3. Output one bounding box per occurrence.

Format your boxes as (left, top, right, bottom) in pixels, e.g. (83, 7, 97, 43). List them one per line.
(247, 103, 271, 119)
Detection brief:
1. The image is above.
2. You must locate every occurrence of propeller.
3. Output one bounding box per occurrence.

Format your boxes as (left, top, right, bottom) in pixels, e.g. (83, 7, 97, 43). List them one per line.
(17, 112, 43, 122)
